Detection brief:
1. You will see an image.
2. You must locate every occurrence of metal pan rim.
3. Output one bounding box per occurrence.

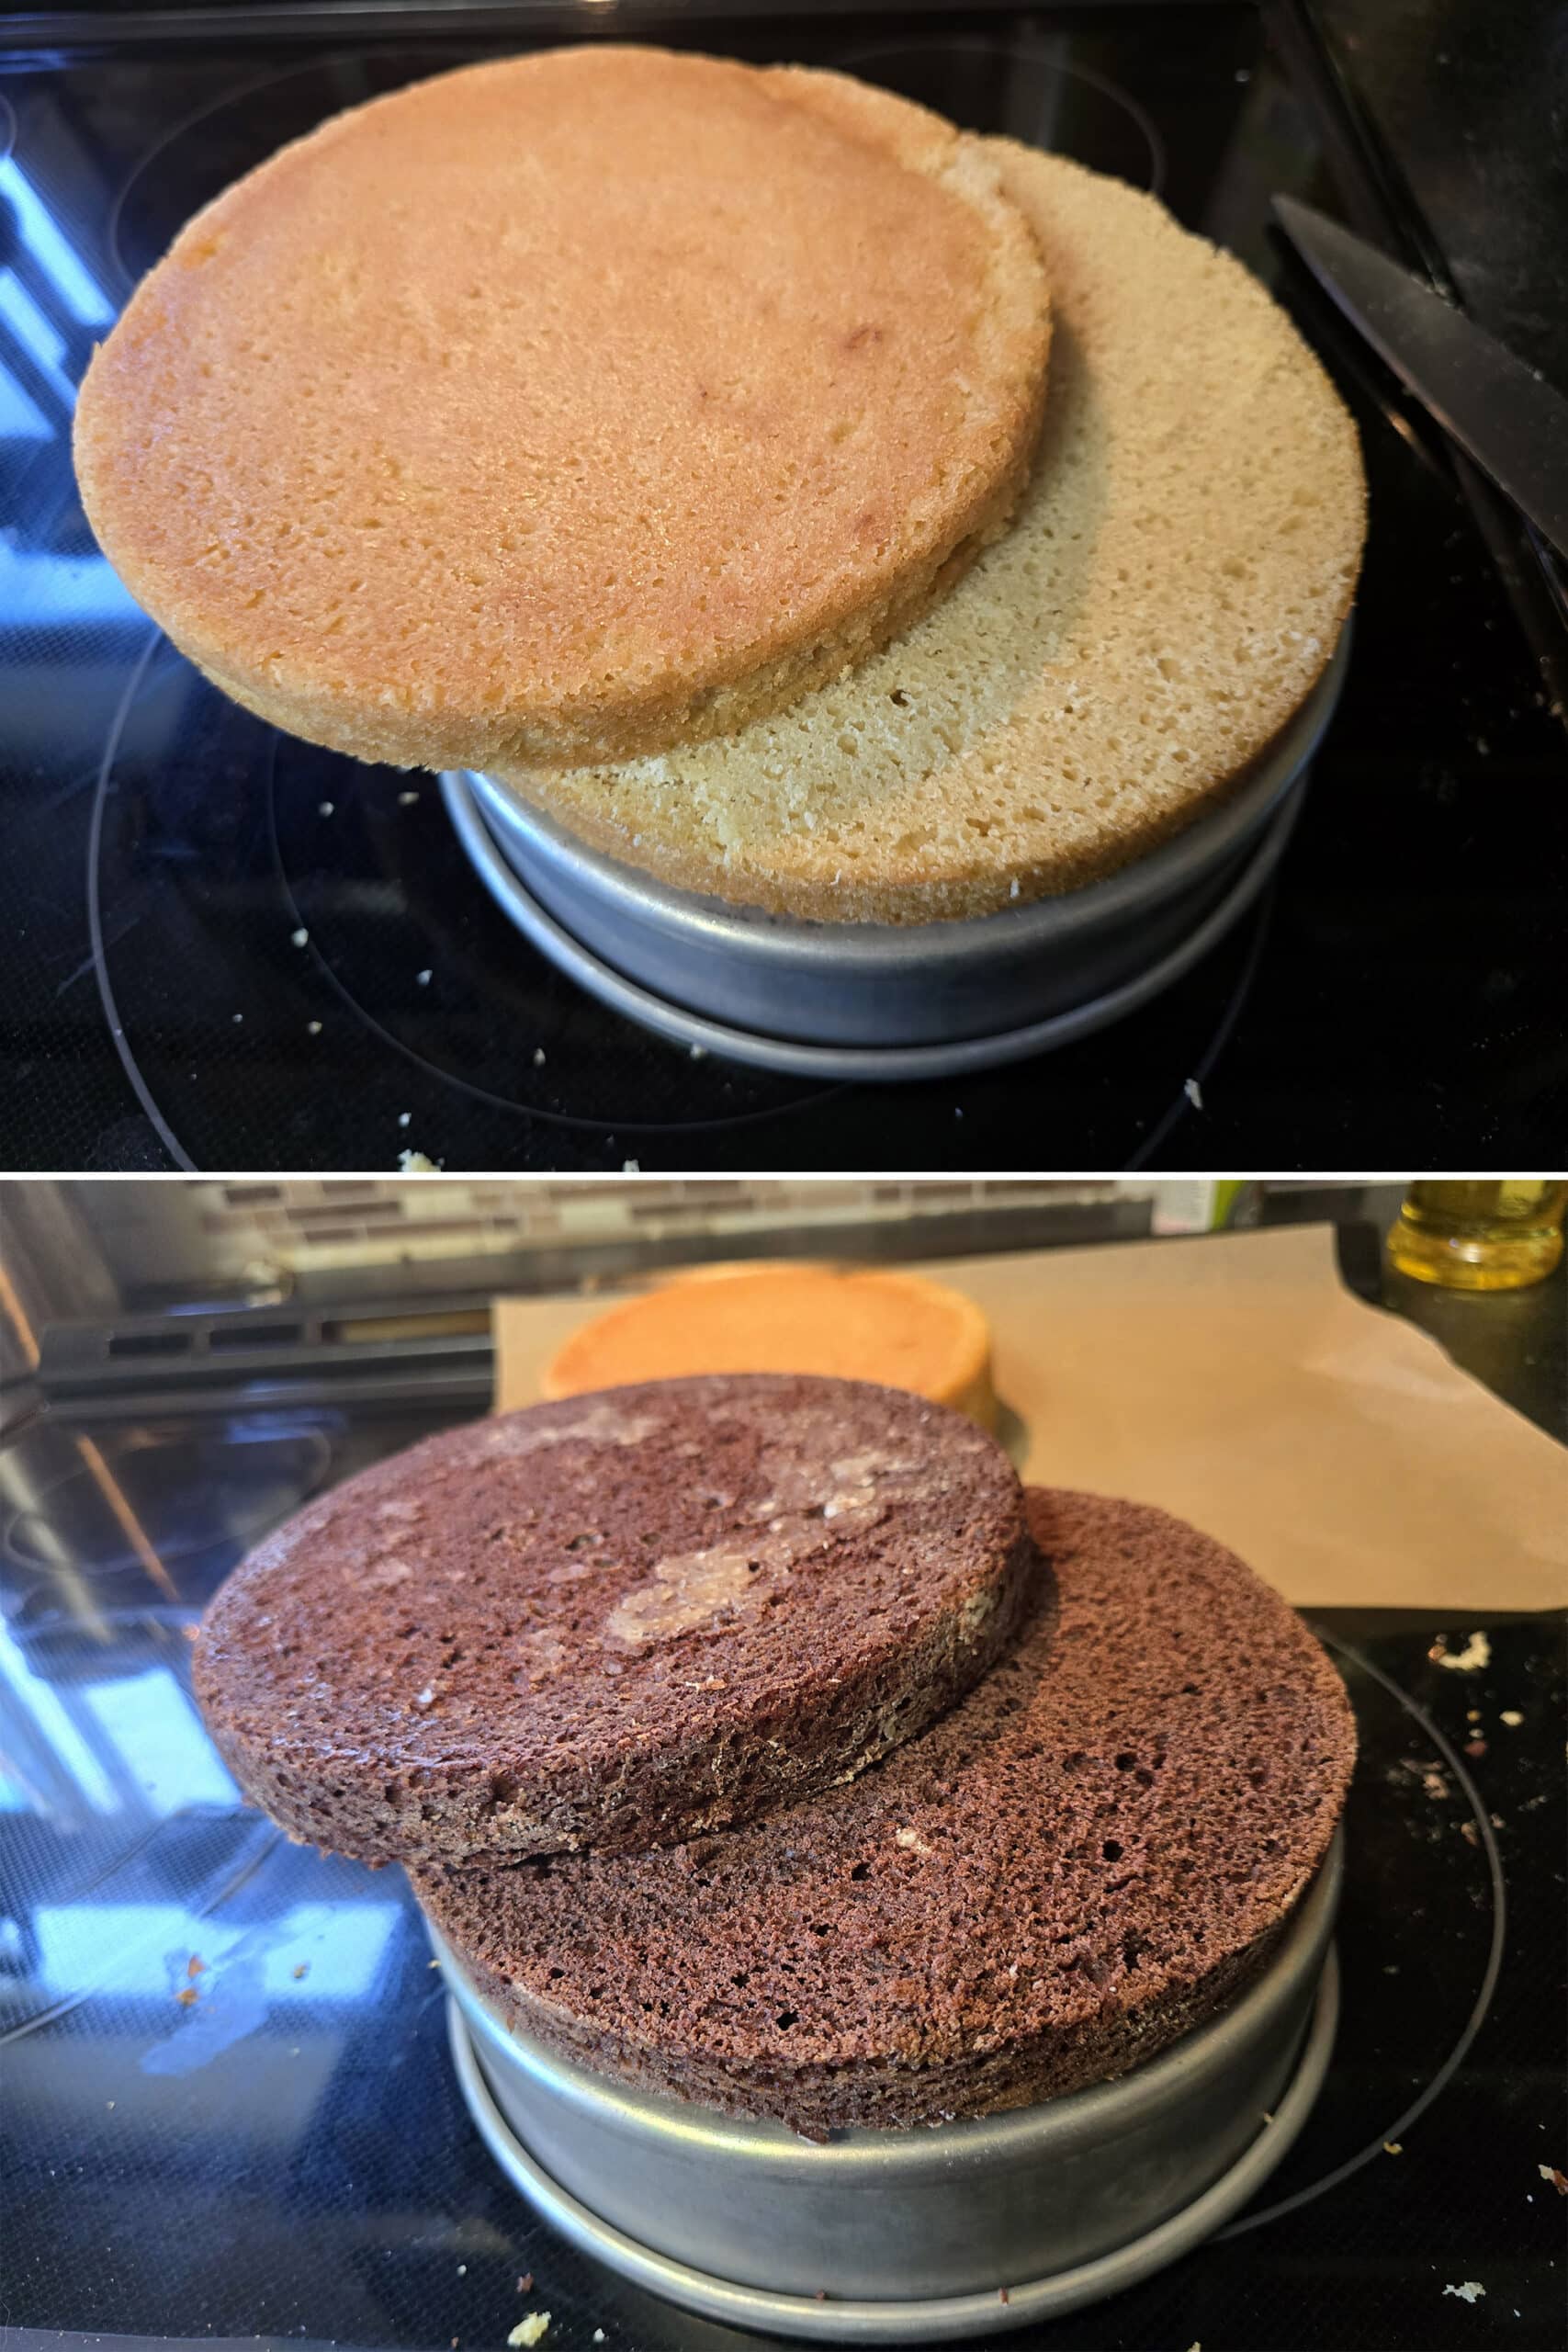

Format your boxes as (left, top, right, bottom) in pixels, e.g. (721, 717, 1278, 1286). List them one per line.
(446, 1946, 1339, 2342)
(440, 758, 1304, 1080)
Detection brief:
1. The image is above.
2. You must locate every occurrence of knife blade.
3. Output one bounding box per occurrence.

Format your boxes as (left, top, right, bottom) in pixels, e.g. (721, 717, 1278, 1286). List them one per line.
(1273, 195, 1568, 561)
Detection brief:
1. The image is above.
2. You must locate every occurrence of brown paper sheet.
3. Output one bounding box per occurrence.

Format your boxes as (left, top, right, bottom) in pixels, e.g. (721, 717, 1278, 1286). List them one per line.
(494, 1224, 1566, 1610)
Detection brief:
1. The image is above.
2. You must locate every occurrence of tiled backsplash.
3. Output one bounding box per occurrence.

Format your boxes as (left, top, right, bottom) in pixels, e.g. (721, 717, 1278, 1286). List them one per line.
(67, 1178, 1156, 1296)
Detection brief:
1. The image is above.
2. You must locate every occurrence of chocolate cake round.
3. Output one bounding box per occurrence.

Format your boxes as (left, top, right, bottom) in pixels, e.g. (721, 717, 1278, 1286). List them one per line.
(413, 1489, 1356, 2133)
(194, 1375, 1035, 1866)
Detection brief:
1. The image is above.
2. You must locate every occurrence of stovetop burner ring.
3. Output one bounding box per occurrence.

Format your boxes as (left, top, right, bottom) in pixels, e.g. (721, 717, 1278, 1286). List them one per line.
(832, 32, 1167, 193)
(87, 627, 199, 1170)
(1214, 1631, 1507, 2239)
(263, 735, 845, 1141)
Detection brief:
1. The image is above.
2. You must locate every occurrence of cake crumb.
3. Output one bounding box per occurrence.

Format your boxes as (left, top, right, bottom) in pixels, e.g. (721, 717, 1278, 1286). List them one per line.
(592, 2334, 604, 2344)
(417, 968, 433, 986)
(1422, 1769, 1450, 1802)
(175, 1985, 199, 2007)
(1183, 1076, 1203, 1111)
(187, 1955, 206, 1978)
(1464, 1737, 1487, 1758)
(1540, 2164, 1568, 2194)
(516, 2276, 533, 2295)
(1384, 2142, 1404, 2155)
(292, 1962, 310, 1980)
(1430, 1631, 1490, 1671)
(307, 1021, 322, 1035)
(399, 1149, 444, 1172)
(1441, 2281, 1484, 2303)
(507, 2316, 549, 2347)
(998, 2287, 1010, 2305)
(318, 800, 334, 816)
(291, 927, 309, 947)
(623, 1159, 640, 1174)
(400, 789, 420, 805)
(1500, 1710, 1523, 1725)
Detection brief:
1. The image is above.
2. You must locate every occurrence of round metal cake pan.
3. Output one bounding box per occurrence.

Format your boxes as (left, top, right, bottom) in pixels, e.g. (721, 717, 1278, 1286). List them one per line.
(442, 752, 1303, 1081)
(442, 626, 1348, 1056)
(433, 1833, 1340, 2329)
(444, 1956, 1338, 2345)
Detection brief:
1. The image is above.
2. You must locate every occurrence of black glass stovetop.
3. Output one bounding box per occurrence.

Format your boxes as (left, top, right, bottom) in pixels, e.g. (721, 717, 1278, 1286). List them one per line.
(2, 3, 1566, 1172)
(0, 1373, 1562, 2352)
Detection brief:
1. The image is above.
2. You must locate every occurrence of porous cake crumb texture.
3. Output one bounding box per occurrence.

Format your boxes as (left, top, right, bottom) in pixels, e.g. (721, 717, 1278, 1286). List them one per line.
(416, 1488, 1357, 2132)
(501, 147, 1366, 922)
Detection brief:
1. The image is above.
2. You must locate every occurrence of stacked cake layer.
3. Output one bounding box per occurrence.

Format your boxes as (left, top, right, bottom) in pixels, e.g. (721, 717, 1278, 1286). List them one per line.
(195, 1374, 1355, 2132)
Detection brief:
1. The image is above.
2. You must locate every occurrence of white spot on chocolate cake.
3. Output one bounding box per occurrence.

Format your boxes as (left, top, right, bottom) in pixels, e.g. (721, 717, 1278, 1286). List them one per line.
(367, 1557, 414, 1588)
(413, 1686, 434, 1709)
(895, 1826, 933, 1857)
(605, 1549, 762, 1646)
(959, 1590, 995, 1635)
(487, 1402, 660, 1457)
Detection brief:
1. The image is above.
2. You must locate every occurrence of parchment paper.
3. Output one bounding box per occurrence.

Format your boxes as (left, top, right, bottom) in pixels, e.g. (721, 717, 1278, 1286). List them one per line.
(495, 1224, 1566, 1610)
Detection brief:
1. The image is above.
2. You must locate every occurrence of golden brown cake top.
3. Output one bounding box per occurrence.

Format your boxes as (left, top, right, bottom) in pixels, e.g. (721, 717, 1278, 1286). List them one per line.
(73, 49, 1051, 772)
(499, 144, 1367, 922)
(541, 1263, 995, 1427)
